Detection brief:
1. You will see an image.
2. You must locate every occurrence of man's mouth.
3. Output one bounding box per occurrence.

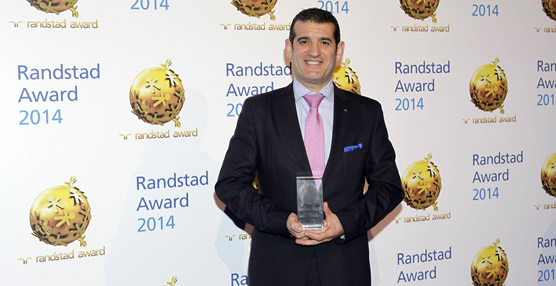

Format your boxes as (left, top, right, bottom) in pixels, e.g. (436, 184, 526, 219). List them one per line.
(305, 60, 322, 65)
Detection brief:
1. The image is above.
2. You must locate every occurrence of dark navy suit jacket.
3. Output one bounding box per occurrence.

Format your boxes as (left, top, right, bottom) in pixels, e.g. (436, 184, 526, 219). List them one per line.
(215, 83, 404, 286)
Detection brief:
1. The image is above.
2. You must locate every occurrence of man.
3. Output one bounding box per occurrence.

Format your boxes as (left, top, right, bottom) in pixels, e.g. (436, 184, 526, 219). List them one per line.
(215, 8, 404, 286)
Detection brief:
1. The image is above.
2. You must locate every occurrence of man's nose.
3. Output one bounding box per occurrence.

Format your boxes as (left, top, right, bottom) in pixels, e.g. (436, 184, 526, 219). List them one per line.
(308, 42, 320, 57)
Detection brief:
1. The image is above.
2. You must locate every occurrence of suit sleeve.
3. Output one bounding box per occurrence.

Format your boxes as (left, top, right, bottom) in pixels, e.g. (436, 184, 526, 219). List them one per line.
(334, 103, 404, 242)
(215, 98, 292, 236)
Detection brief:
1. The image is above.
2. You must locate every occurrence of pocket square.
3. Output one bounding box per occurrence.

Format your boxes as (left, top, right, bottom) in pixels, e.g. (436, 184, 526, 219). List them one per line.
(344, 143, 363, 152)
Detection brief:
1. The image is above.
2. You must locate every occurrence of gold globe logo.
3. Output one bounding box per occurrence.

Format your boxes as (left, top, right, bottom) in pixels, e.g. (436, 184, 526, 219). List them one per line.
(541, 153, 556, 197)
(471, 238, 509, 286)
(400, 0, 439, 23)
(232, 0, 277, 21)
(130, 59, 185, 127)
(29, 176, 91, 247)
(26, 0, 79, 17)
(543, 0, 556, 21)
(401, 153, 442, 210)
(469, 57, 508, 114)
(333, 58, 361, 95)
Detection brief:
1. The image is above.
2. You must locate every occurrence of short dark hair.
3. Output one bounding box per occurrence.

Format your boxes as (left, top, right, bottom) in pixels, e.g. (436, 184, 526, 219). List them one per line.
(289, 8, 340, 46)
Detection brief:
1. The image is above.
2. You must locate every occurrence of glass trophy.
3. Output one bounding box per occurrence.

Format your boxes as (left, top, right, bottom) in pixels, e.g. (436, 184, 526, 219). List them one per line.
(296, 176, 324, 230)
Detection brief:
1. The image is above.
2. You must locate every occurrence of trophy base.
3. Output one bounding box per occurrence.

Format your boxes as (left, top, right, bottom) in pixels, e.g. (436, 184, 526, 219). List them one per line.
(298, 211, 324, 230)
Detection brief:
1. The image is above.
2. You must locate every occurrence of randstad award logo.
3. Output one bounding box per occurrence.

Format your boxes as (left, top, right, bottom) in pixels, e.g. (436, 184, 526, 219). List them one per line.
(221, 0, 288, 31)
(470, 57, 508, 114)
(29, 176, 91, 247)
(400, 0, 439, 23)
(26, 0, 79, 17)
(543, 0, 556, 21)
(12, 0, 97, 30)
(130, 59, 185, 127)
(541, 153, 556, 197)
(401, 153, 442, 211)
(471, 239, 509, 286)
(232, 0, 277, 20)
(333, 58, 361, 95)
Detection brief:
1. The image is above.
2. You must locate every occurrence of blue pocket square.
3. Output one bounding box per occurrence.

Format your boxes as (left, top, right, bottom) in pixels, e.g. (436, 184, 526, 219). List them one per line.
(344, 143, 363, 152)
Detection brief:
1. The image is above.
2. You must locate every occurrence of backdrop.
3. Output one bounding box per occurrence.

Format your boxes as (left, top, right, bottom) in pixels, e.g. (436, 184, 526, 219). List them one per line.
(1, 1, 556, 285)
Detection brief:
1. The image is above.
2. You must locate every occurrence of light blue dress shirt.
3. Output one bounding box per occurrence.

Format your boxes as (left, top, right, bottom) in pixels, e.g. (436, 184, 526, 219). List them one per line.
(293, 78, 334, 168)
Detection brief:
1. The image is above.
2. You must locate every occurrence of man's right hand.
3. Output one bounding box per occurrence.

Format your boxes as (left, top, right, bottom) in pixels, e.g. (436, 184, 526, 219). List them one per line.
(286, 213, 307, 239)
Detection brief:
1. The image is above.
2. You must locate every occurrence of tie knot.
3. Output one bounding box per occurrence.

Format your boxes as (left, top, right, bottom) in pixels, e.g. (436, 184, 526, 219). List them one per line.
(303, 93, 325, 108)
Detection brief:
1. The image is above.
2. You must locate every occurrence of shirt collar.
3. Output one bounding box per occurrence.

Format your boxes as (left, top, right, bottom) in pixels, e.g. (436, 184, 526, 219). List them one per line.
(293, 78, 335, 102)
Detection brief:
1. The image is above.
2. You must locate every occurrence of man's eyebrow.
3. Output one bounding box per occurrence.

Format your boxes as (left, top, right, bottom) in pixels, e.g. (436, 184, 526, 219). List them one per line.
(295, 36, 333, 42)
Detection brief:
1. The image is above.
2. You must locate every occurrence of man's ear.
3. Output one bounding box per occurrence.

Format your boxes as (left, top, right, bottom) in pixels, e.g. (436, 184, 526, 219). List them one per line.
(335, 41, 345, 66)
(285, 38, 293, 59)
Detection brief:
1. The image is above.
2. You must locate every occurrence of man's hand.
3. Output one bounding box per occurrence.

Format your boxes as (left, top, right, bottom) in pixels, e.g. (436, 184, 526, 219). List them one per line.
(287, 212, 307, 239)
(295, 202, 344, 246)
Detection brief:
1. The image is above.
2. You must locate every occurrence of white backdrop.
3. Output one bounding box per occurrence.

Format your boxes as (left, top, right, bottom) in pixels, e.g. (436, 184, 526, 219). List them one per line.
(1, 1, 556, 285)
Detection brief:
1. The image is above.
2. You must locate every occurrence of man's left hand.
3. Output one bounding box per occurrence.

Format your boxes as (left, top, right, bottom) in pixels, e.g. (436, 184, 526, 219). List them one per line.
(295, 202, 344, 246)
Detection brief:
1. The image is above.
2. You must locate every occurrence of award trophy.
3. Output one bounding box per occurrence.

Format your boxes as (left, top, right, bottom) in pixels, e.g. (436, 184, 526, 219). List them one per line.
(296, 176, 324, 230)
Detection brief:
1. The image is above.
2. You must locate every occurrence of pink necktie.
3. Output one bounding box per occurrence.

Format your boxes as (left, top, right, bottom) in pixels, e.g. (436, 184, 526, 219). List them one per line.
(303, 94, 325, 178)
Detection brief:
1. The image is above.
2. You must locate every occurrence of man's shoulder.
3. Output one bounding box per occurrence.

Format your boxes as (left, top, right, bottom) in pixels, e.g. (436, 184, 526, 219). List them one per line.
(244, 84, 292, 105)
(335, 87, 382, 109)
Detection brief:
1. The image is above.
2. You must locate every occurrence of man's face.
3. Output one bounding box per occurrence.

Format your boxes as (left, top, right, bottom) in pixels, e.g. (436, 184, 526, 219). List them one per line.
(286, 20, 345, 92)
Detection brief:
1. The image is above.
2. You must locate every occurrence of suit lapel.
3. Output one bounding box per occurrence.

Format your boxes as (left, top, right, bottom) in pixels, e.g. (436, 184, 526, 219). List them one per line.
(273, 83, 311, 173)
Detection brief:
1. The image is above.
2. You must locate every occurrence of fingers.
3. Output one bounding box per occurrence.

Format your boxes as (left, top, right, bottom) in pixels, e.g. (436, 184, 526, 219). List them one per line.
(303, 227, 333, 243)
(290, 202, 344, 245)
(295, 202, 344, 245)
(323, 201, 332, 216)
(287, 213, 306, 239)
(296, 228, 333, 245)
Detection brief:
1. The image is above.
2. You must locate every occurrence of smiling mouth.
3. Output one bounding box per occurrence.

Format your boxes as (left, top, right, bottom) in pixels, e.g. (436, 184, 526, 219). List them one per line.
(305, 60, 322, 65)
